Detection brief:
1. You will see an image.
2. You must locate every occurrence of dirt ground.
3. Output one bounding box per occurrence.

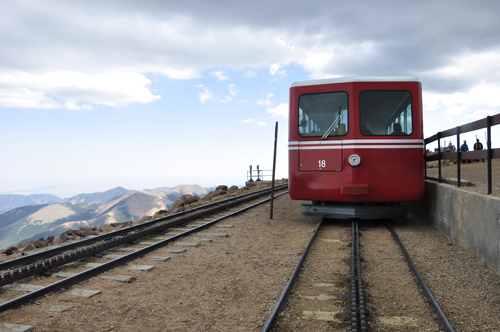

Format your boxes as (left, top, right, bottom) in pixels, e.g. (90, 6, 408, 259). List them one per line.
(426, 158, 500, 197)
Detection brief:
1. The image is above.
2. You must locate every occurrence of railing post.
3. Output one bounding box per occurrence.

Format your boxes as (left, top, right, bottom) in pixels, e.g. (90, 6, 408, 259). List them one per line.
(457, 126, 461, 187)
(424, 140, 427, 179)
(248, 165, 253, 182)
(438, 132, 442, 183)
(487, 116, 492, 194)
(270, 122, 278, 220)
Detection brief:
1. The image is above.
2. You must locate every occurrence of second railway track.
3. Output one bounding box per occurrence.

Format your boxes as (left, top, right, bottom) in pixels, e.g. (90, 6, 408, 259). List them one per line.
(0, 184, 288, 313)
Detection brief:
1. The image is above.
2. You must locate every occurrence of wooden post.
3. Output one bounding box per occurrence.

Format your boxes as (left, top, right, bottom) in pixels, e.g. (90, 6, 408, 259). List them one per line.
(487, 116, 492, 194)
(270, 122, 278, 220)
(438, 132, 442, 183)
(457, 126, 461, 187)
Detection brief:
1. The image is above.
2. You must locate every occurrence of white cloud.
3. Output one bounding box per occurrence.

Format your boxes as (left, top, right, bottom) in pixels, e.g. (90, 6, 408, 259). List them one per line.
(269, 64, 287, 81)
(301, 51, 334, 79)
(269, 64, 281, 76)
(227, 84, 239, 96)
(424, 83, 500, 117)
(267, 103, 288, 118)
(242, 118, 266, 126)
(219, 96, 232, 103)
(466, 109, 496, 119)
(211, 71, 229, 81)
(0, 3, 300, 110)
(2, 1, 500, 115)
(253, 92, 275, 107)
(276, 37, 294, 49)
(243, 70, 257, 78)
(0, 71, 160, 109)
(0, 87, 91, 110)
(198, 87, 214, 104)
(255, 99, 274, 106)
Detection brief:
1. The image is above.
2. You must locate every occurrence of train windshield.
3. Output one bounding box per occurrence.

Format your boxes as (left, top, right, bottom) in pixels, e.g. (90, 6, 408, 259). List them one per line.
(298, 92, 348, 137)
(359, 90, 413, 136)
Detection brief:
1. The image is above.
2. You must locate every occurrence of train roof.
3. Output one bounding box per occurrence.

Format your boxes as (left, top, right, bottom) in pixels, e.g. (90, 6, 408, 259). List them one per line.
(291, 76, 420, 87)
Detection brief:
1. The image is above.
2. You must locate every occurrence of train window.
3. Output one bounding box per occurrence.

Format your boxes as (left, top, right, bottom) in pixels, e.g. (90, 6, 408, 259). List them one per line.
(298, 92, 348, 137)
(359, 90, 413, 136)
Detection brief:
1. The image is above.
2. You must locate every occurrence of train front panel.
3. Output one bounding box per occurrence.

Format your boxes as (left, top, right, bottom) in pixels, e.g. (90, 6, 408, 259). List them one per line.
(288, 77, 424, 204)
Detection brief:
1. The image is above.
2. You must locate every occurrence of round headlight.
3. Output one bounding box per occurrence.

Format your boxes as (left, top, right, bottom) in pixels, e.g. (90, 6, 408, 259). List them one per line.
(348, 154, 361, 167)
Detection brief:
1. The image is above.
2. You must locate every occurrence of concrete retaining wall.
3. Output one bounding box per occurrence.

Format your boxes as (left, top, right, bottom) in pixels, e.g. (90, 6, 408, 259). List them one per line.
(414, 180, 500, 275)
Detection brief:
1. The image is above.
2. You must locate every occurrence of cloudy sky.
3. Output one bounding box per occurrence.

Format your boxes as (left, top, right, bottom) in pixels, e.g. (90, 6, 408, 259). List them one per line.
(1, 0, 500, 198)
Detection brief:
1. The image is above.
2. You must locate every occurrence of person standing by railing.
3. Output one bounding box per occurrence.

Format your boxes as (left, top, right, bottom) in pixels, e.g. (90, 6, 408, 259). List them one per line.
(461, 140, 469, 163)
(474, 139, 485, 162)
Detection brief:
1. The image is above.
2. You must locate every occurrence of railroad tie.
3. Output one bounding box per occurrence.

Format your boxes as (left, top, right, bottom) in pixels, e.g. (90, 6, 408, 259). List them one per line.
(174, 242, 201, 247)
(0, 323, 35, 332)
(164, 249, 187, 253)
(127, 265, 154, 271)
(70, 289, 101, 298)
(102, 275, 136, 283)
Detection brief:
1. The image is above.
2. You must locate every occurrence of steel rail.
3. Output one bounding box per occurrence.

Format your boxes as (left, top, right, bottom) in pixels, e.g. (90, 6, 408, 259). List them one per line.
(350, 221, 357, 329)
(350, 220, 367, 332)
(386, 223, 455, 332)
(0, 191, 289, 313)
(0, 185, 288, 287)
(260, 218, 324, 332)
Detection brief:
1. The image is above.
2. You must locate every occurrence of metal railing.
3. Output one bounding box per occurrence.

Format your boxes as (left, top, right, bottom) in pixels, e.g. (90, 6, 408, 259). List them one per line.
(424, 113, 500, 194)
(246, 169, 273, 182)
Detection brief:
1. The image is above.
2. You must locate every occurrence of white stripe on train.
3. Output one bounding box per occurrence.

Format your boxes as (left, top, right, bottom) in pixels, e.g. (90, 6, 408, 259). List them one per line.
(289, 145, 424, 150)
(288, 139, 424, 146)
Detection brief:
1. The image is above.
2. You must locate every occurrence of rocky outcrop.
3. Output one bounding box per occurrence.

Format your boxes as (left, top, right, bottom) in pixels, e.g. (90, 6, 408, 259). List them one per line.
(152, 210, 169, 219)
(99, 224, 115, 233)
(20, 243, 36, 253)
(133, 215, 152, 224)
(1, 246, 18, 256)
(202, 189, 227, 202)
(172, 195, 200, 210)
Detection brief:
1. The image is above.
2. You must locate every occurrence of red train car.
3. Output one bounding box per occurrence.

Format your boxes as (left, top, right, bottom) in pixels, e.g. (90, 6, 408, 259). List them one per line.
(288, 77, 424, 219)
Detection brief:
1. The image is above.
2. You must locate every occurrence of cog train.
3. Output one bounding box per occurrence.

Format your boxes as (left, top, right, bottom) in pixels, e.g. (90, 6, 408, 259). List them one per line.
(288, 77, 424, 219)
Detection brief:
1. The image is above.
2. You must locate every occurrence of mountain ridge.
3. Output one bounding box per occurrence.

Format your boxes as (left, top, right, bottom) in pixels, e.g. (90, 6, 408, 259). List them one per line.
(0, 194, 63, 214)
(63, 186, 133, 204)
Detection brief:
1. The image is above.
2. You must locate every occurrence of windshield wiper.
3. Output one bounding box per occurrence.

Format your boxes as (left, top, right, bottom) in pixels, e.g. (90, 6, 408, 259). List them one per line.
(321, 106, 342, 140)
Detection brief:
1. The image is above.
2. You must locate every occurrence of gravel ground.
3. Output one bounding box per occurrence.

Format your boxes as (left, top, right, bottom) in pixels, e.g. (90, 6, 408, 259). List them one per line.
(1, 189, 500, 331)
(426, 158, 500, 197)
(393, 213, 500, 332)
(360, 221, 440, 332)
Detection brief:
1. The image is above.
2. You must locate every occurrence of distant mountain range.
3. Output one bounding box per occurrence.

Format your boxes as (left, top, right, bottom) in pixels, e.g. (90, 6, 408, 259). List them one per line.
(0, 185, 210, 251)
(0, 194, 63, 214)
(63, 186, 132, 204)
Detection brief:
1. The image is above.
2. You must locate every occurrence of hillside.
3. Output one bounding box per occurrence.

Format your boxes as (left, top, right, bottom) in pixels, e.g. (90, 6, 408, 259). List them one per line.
(0, 184, 210, 250)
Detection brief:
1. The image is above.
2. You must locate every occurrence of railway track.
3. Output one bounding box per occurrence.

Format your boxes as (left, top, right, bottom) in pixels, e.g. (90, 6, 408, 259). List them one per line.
(0, 184, 288, 313)
(262, 219, 456, 332)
